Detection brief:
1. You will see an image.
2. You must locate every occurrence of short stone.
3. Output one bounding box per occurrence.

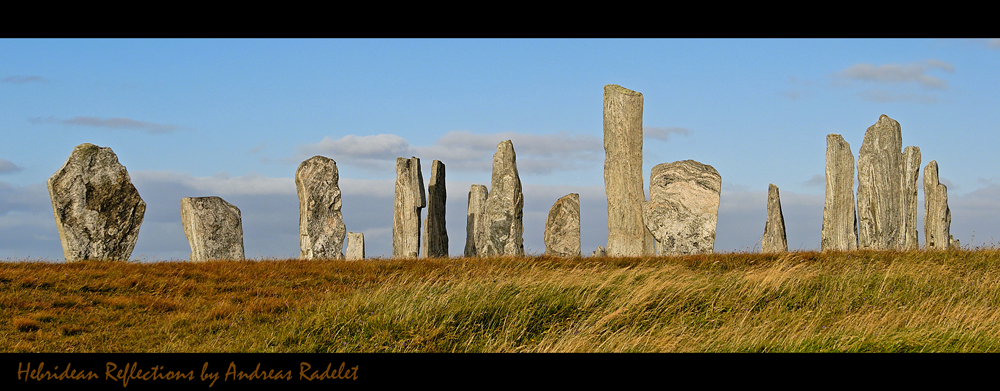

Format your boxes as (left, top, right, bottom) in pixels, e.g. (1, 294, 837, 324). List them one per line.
(180, 196, 244, 262)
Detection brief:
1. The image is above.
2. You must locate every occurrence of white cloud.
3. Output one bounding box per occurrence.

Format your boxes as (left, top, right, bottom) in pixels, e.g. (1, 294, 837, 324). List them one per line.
(132, 171, 295, 196)
(644, 126, 690, 141)
(835, 60, 954, 90)
(2, 75, 46, 84)
(29, 116, 188, 134)
(0, 159, 21, 174)
(856, 89, 939, 104)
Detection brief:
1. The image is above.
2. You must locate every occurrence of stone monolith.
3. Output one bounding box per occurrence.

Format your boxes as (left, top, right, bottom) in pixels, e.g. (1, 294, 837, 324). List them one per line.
(857, 114, 904, 250)
(604, 84, 651, 257)
(821, 134, 858, 252)
(592, 246, 607, 257)
(422, 160, 448, 258)
(480, 140, 524, 256)
(296, 156, 347, 260)
(393, 157, 425, 258)
(901, 146, 921, 250)
(924, 160, 951, 250)
(544, 193, 581, 257)
(181, 196, 244, 262)
(464, 184, 488, 257)
(346, 232, 365, 260)
(642, 160, 722, 256)
(761, 184, 787, 253)
(47, 143, 146, 262)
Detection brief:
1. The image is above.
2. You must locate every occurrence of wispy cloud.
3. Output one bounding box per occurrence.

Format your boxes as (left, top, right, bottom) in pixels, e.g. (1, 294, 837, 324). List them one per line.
(29, 116, 189, 134)
(0, 159, 21, 175)
(856, 90, 939, 104)
(834, 60, 955, 90)
(644, 126, 690, 141)
(2, 75, 46, 84)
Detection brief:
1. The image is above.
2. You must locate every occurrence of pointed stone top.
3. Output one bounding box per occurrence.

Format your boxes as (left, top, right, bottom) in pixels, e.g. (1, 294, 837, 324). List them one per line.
(861, 114, 902, 151)
(605, 84, 642, 96)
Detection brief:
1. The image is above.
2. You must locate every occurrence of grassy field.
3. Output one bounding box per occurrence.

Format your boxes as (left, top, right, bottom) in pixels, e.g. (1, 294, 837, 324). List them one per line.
(3, 248, 1000, 352)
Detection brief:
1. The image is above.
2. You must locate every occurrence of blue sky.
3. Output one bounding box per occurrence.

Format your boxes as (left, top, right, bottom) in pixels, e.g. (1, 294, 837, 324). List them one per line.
(2, 38, 999, 261)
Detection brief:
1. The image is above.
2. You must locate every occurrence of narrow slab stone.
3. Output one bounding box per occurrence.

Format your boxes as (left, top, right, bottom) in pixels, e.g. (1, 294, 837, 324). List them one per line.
(345, 232, 365, 260)
(901, 146, 921, 250)
(464, 184, 488, 257)
(480, 140, 524, 256)
(392, 157, 425, 258)
(642, 160, 721, 256)
(761, 184, 788, 253)
(821, 134, 858, 251)
(180, 196, 244, 262)
(422, 160, 448, 258)
(544, 193, 581, 257)
(923, 160, 951, 250)
(47, 143, 146, 262)
(604, 84, 651, 257)
(296, 156, 346, 260)
(857, 114, 904, 250)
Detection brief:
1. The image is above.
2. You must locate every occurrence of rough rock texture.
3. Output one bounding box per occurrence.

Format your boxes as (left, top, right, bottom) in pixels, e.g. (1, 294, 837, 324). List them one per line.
(345, 232, 365, 260)
(464, 184, 488, 257)
(393, 157, 425, 258)
(295, 156, 347, 260)
(180, 196, 244, 262)
(901, 146, 921, 250)
(857, 114, 904, 250)
(604, 84, 652, 257)
(422, 160, 448, 258)
(761, 184, 788, 253)
(950, 235, 960, 250)
(47, 143, 146, 262)
(544, 193, 581, 257)
(821, 134, 858, 252)
(642, 160, 722, 256)
(923, 160, 951, 250)
(480, 140, 524, 256)
(591, 246, 607, 257)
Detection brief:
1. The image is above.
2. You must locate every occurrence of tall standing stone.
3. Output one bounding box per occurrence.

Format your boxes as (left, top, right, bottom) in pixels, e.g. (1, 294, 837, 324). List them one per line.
(296, 156, 347, 260)
(642, 160, 722, 256)
(48, 143, 146, 262)
(544, 193, 581, 257)
(422, 160, 448, 258)
(464, 184, 488, 257)
(761, 184, 788, 253)
(821, 134, 858, 251)
(480, 140, 524, 256)
(923, 160, 951, 250)
(604, 84, 651, 257)
(345, 232, 365, 260)
(393, 157, 425, 258)
(180, 196, 244, 262)
(857, 114, 904, 250)
(901, 146, 921, 250)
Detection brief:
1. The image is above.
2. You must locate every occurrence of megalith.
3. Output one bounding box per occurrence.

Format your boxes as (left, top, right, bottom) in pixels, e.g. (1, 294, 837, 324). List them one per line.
(393, 157, 425, 258)
(604, 84, 652, 257)
(480, 140, 524, 256)
(761, 184, 788, 253)
(923, 160, 951, 250)
(821, 134, 858, 252)
(295, 156, 347, 260)
(642, 160, 722, 256)
(345, 232, 365, 260)
(857, 114, 912, 250)
(180, 196, 244, 262)
(464, 184, 488, 257)
(47, 143, 145, 262)
(422, 160, 448, 258)
(544, 193, 581, 257)
(901, 146, 921, 250)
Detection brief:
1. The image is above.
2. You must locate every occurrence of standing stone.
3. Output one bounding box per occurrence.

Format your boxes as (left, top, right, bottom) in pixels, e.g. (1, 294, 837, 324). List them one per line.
(345, 232, 365, 260)
(295, 156, 347, 260)
(591, 246, 607, 257)
(901, 146, 921, 250)
(821, 134, 858, 251)
(642, 160, 722, 256)
(464, 184, 488, 257)
(422, 160, 448, 258)
(604, 84, 652, 257)
(761, 184, 788, 253)
(480, 140, 524, 256)
(47, 143, 145, 262)
(180, 196, 244, 262)
(544, 193, 581, 257)
(923, 160, 951, 250)
(393, 157, 425, 258)
(857, 114, 904, 250)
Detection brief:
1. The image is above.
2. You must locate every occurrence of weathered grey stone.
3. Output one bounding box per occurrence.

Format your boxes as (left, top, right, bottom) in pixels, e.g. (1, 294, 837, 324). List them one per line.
(642, 160, 721, 256)
(591, 246, 607, 257)
(392, 157, 425, 258)
(901, 146, 921, 250)
(821, 134, 858, 252)
(761, 184, 788, 253)
(544, 193, 581, 257)
(857, 114, 904, 250)
(950, 235, 960, 250)
(47, 143, 145, 262)
(924, 160, 951, 250)
(604, 84, 652, 257)
(479, 140, 524, 256)
(295, 156, 346, 260)
(180, 196, 244, 262)
(422, 160, 448, 258)
(345, 232, 365, 260)
(464, 184, 488, 257)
